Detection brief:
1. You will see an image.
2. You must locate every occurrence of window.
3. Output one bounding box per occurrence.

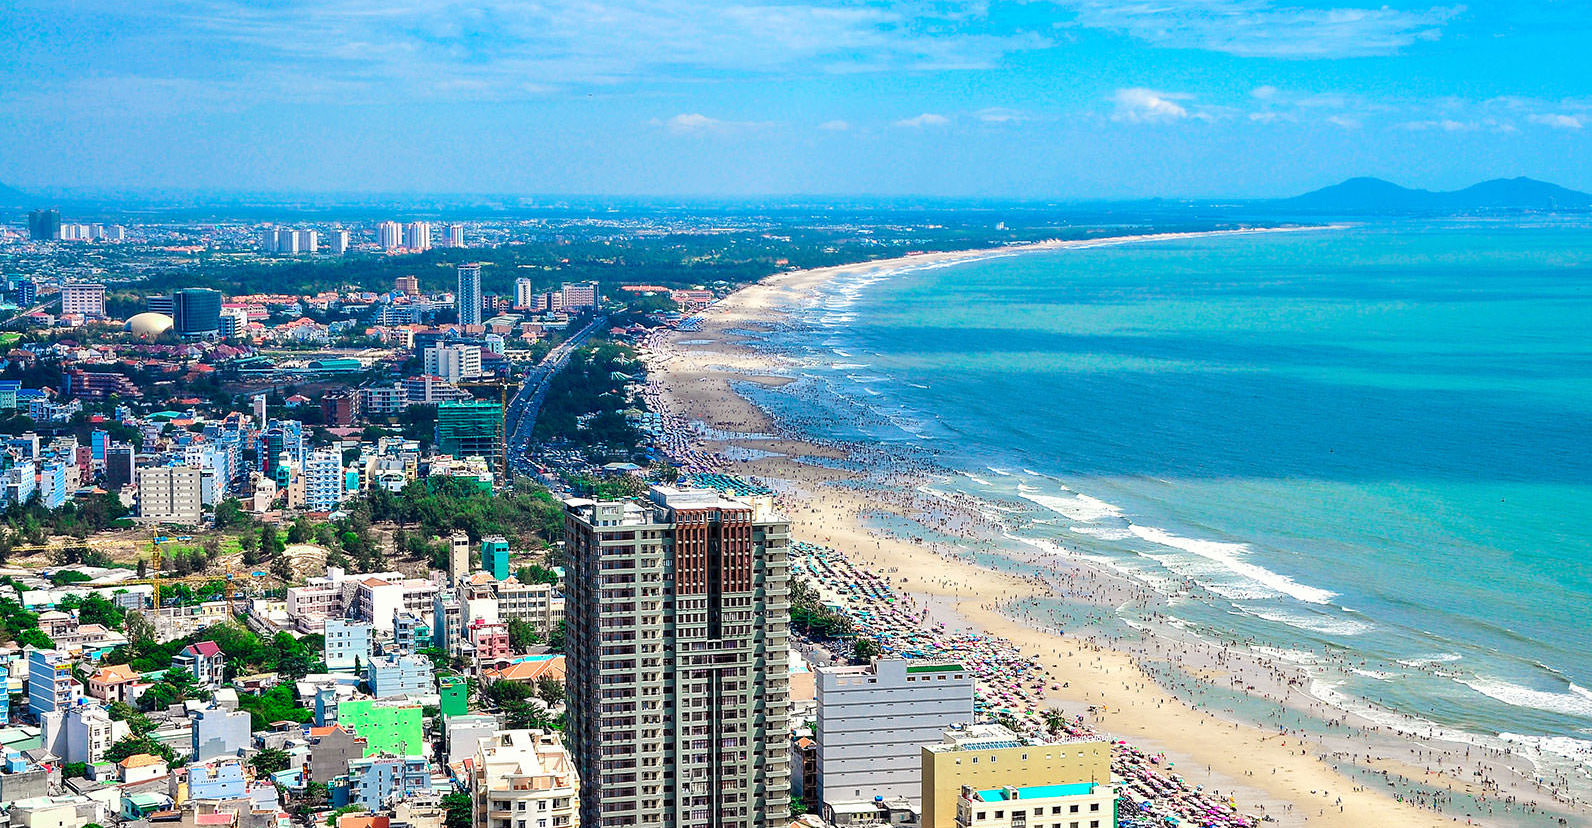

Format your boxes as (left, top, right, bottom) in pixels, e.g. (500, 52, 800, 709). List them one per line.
(1090, 822, 1099, 828)
(1070, 805, 1079, 813)
(1090, 804, 1099, 812)
(977, 813, 985, 821)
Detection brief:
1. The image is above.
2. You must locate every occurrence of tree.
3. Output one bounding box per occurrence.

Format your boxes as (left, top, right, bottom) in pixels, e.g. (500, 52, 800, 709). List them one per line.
(251, 747, 292, 776)
(507, 617, 541, 652)
(301, 781, 330, 811)
(852, 637, 880, 664)
(63, 762, 88, 780)
(107, 702, 155, 734)
(15, 628, 52, 650)
(546, 619, 566, 652)
(104, 733, 177, 765)
(214, 497, 250, 530)
(535, 675, 564, 707)
(442, 792, 472, 828)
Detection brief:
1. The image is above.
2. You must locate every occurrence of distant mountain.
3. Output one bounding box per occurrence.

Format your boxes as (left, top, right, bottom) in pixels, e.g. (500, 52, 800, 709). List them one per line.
(0, 180, 36, 208)
(1283, 176, 1592, 213)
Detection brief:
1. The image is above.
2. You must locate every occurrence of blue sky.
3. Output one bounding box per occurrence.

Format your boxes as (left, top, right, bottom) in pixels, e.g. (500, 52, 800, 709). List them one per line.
(1, 0, 1588, 199)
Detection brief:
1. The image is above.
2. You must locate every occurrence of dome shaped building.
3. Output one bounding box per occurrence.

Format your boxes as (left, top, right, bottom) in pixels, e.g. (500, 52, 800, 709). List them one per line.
(124, 312, 174, 337)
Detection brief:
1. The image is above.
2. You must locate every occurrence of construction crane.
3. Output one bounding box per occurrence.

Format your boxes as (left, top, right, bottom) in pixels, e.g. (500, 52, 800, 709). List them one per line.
(456, 377, 519, 484)
(114, 569, 260, 617)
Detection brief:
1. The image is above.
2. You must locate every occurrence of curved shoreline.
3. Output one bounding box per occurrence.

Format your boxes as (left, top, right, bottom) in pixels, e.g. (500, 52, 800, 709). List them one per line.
(639, 227, 1589, 827)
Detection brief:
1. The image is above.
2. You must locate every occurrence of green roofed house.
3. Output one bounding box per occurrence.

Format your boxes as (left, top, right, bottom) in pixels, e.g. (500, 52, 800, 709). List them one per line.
(336, 699, 425, 757)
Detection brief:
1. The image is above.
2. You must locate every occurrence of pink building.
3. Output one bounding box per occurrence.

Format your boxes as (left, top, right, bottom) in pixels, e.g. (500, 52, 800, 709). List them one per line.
(467, 620, 510, 661)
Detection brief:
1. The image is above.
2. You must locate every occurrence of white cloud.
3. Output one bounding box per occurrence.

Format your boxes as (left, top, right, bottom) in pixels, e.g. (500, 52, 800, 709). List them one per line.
(1529, 113, 1583, 130)
(818, 120, 851, 131)
(1058, 1, 1464, 59)
(1110, 88, 1191, 123)
(653, 113, 770, 134)
(895, 113, 950, 128)
(974, 107, 1027, 123)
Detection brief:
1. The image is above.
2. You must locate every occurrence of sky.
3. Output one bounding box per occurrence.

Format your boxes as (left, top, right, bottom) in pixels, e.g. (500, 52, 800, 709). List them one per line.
(1, 0, 1589, 199)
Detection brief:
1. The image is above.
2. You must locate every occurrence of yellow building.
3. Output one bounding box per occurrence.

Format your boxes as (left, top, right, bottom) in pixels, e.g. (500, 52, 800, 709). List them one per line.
(921, 724, 1111, 828)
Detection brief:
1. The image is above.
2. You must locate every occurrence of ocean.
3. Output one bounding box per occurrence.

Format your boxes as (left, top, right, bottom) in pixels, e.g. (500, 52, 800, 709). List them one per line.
(739, 218, 1592, 788)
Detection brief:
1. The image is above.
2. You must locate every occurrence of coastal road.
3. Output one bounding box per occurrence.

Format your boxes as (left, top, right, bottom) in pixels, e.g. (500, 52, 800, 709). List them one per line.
(505, 313, 606, 475)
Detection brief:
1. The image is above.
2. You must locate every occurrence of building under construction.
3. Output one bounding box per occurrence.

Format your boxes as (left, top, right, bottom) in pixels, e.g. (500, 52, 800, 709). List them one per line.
(435, 400, 503, 464)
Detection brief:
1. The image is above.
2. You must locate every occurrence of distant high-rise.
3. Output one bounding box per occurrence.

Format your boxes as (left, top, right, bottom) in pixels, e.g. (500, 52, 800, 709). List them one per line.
(457, 264, 482, 326)
(295, 229, 318, 254)
(27, 209, 60, 241)
(513, 278, 536, 309)
(259, 227, 279, 253)
(273, 228, 300, 254)
(395, 275, 420, 295)
(446, 223, 465, 248)
(565, 488, 793, 828)
(378, 221, 403, 251)
(404, 221, 432, 251)
(172, 288, 223, 341)
(329, 229, 350, 254)
(15, 280, 37, 307)
(61, 283, 106, 317)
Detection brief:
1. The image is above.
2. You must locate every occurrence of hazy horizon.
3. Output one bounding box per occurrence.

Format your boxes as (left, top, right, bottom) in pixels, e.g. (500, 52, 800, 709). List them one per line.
(4, 1, 1590, 199)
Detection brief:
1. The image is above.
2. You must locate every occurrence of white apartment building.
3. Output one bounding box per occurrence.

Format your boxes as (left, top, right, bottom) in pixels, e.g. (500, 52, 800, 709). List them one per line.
(304, 448, 344, 512)
(495, 577, 565, 636)
(137, 466, 203, 525)
(423, 343, 482, 384)
(514, 278, 536, 309)
(330, 229, 350, 254)
(816, 659, 974, 809)
(295, 229, 319, 254)
(60, 282, 106, 316)
(405, 221, 431, 251)
(446, 223, 465, 248)
(323, 618, 372, 671)
(472, 730, 580, 828)
(379, 221, 403, 251)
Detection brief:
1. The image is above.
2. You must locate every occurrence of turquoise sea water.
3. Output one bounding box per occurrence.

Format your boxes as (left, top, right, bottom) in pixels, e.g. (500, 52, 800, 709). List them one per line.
(748, 219, 1592, 784)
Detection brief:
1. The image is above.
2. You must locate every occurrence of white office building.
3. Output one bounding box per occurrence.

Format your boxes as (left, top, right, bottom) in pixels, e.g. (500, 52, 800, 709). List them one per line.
(60, 282, 106, 316)
(424, 343, 482, 384)
(816, 658, 974, 808)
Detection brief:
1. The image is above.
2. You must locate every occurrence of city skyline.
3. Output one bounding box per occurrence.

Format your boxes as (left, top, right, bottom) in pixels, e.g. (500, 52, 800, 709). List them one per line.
(2, 1, 1589, 199)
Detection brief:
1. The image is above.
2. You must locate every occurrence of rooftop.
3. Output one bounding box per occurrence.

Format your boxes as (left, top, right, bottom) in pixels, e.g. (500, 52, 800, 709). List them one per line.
(974, 783, 1101, 802)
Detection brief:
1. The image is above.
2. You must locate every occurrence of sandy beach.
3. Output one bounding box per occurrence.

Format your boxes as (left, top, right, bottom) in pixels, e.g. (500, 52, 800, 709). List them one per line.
(638, 229, 1589, 828)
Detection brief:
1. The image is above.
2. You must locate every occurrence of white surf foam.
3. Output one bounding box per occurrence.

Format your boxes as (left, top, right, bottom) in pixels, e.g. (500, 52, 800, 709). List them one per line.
(1397, 653, 1463, 668)
(966, 475, 993, 486)
(1463, 679, 1592, 719)
(1021, 491, 1125, 523)
(1128, 524, 1338, 605)
(1250, 607, 1371, 636)
(1068, 525, 1134, 542)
